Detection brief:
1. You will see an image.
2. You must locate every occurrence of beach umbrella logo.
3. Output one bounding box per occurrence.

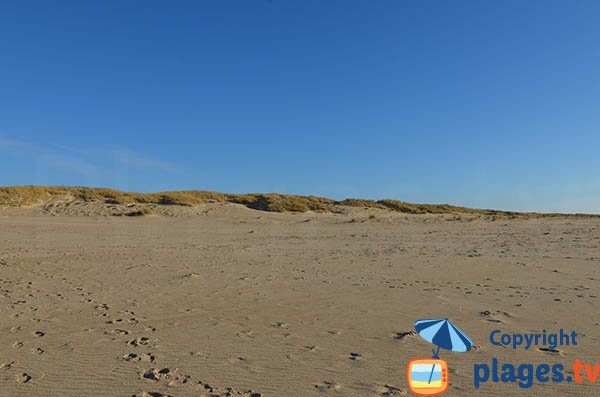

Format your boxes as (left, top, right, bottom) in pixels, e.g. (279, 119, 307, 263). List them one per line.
(407, 318, 473, 396)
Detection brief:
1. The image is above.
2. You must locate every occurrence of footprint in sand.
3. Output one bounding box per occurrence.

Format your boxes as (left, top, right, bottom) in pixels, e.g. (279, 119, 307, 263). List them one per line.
(480, 310, 512, 324)
(123, 352, 156, 363)
(538, 347, 563, 356)
(105, 328, 130, 337)
(197, 381, 218, 394)
(315, 381, 342, 393)
(0, 361, 15, 371)
(141, 367, 191, 385)
(32, 347, 44, 355)
(374, 383, 407, 396)
(94, 303, 109, 312)
(228, 356, 248, 365)
(133, 392, 174, 397)
(392, 330, 416, 340)
(142, 367, 170, 381)
(197, 380, 263, 397)
(196, 381, 262, 396)
(16, 372, 32, 384)
(349, 352, 362, 361)
(188, 351, 211, 360)
(128, 336, 151, 347)
(235, 330, 254, 338)
(12, 341, 24, 349)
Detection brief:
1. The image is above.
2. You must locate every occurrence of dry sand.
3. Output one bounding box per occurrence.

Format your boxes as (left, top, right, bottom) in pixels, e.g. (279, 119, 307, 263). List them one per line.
(1, 201, 599, 396)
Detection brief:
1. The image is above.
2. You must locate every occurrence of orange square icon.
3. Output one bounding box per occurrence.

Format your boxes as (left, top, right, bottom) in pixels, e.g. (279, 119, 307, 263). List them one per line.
(406, 358, 449, 396)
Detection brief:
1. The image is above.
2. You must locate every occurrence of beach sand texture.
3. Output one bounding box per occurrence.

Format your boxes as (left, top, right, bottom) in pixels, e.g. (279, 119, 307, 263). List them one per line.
(1, 202, 599, 396)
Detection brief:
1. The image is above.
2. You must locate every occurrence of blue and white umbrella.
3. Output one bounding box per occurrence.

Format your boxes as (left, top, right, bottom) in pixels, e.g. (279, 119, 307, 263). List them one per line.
(414, 318, 473, 384)
(415, 318, 472, 356)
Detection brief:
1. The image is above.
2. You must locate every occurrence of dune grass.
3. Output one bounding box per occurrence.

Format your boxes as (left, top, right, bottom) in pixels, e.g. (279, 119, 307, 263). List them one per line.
(0, 185, 597, 217)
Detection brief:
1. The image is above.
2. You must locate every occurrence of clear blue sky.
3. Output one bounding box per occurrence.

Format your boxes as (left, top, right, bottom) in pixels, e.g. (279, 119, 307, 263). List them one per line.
(1, 1, 599, 213)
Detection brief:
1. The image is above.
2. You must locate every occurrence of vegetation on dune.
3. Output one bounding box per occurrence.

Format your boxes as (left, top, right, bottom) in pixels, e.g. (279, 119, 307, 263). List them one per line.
(377, 199, 491, 215)
(229, 194, 335, 212)
(338, 198, 388, 210)
(0, 186, 597, 217)
(337, 198, 520, 215)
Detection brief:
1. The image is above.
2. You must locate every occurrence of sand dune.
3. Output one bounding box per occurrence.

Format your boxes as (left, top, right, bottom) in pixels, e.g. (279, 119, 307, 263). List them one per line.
(1, 200, 599, 396)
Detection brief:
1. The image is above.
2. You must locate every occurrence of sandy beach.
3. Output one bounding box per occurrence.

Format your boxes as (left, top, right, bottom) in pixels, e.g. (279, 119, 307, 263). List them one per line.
(2, 1, 598, 395)
(1, 201, 599, 396)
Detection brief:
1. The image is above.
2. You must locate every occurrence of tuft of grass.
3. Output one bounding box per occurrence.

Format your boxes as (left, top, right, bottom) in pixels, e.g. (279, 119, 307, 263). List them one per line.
(0, 186, 598, 217)
(338, 198, 387, 210)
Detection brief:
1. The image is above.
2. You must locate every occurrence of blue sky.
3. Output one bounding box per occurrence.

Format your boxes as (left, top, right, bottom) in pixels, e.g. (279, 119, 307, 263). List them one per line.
(1, 1, 599, 213)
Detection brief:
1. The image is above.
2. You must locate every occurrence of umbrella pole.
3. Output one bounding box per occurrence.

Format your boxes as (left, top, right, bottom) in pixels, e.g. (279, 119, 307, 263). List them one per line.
(428, 347, 440, 384)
